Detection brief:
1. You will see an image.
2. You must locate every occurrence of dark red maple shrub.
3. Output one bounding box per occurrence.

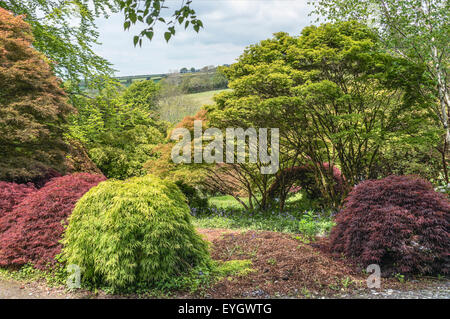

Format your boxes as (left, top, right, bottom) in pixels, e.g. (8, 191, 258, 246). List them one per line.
(330, 175, 450, 276)
(0, 173, 106, 269)
(30, 168, 62, 189)
(0, 182, 36, 220)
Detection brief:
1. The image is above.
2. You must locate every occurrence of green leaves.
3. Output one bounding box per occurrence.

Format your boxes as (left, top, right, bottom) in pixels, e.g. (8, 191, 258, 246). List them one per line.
(120, 0, 202, 46)
(61, 175, 211, 291)
(68, 79, 166, 179)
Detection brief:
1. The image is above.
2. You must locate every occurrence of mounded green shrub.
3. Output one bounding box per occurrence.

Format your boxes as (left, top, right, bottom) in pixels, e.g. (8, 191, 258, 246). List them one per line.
(61, 175, 210, 290)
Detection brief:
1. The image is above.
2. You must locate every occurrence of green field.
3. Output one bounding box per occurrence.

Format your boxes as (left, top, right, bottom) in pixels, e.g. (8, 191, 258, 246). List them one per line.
(158, 89, 230, 123)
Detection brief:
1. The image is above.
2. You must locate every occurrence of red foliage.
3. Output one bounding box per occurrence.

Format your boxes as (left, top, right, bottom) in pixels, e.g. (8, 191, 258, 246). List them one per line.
(0, 173, 106, 269)
(0, 182, 36, 220)
(330, 175, 450, 276)
(30, 169, 62, 189)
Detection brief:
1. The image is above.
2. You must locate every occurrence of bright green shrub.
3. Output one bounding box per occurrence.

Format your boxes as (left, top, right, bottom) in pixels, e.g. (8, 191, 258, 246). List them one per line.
(61, 175, 210, 291)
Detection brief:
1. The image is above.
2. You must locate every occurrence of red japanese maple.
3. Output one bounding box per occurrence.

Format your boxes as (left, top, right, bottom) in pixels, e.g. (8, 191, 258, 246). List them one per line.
(0, 173, 106, 269)
(0, 182, 36, 220)
(330, 175, 450, 275)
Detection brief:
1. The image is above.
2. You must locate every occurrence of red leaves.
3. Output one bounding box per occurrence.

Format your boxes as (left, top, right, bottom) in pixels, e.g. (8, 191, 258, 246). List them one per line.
(0, 173, 106, 269)
(330, 175, 450, 275)
(0, 182, 36, 219)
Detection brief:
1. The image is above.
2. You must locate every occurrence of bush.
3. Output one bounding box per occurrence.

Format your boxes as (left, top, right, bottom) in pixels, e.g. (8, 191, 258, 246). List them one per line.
(0, 173, 106, 269)
(175, 181, 208, 209)
(0, 182, 36, 219)
(61, 175, 211, 291)
(330, 175, 450, 276)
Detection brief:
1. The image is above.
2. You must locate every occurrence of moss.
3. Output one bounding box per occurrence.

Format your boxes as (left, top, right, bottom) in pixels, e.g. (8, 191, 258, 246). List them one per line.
(215, 259, 255, 278)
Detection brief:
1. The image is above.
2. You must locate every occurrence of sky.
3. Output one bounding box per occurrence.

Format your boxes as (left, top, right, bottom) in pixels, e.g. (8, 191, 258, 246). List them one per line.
(92, 0, 316, 76)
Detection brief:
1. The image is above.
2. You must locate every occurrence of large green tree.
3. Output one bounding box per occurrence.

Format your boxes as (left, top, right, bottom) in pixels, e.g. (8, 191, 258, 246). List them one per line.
(311, 0, 450, 182)
(208, 22, 438, 208)
(0, 8, 74, 183)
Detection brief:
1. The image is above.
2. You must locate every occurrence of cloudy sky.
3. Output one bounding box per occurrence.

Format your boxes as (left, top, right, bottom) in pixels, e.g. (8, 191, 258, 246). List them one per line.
(93, 0, 316, 76)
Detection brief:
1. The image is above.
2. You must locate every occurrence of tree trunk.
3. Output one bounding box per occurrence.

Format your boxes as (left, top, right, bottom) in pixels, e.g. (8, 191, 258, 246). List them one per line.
(431, 43, 450, 184)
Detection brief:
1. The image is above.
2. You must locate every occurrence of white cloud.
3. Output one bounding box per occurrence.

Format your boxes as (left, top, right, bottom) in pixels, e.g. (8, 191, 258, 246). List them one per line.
(93, 0, 316, 75)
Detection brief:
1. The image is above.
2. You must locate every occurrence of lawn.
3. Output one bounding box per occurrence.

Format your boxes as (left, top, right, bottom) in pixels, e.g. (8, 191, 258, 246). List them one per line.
(158, 89, 230, 123)
(191, 193, 335, 237)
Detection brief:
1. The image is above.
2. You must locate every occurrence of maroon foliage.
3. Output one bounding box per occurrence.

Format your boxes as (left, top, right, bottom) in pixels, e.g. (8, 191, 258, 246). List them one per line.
(330, 175, 450, 276)
(0, 173, 106, 269)
(30, 168, 62, 189)
(0, 182, 36, 220)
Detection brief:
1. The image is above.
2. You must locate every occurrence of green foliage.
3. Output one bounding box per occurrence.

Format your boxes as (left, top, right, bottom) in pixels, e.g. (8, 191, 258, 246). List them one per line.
(208, 21, 438, 209)
(1, 1, 205, 84)
(61, 175, 211, 292)
(214, 259, 255, 278)
(311, 0, 450, 183)
(192, 204, 335, 238)
(121, 80, 161, 115)
(175, 181, 208, 209)
(68, 79, 167, 179)
(119, 0, 203, 46)
(0, 259, 67, 288)
(180, 71, 228, 94)
(0, 0, 114, 84)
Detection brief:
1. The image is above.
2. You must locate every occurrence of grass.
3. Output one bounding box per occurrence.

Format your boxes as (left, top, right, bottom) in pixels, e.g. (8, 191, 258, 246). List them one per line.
(192, 192, 335, 238)
(158, 89, 230, 123)
(186, 89, 230, 106)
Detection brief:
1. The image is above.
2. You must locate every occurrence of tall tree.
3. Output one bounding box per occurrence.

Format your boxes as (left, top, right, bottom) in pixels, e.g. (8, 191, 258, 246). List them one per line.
(311, 0, 450, 182)
(0, 8, 74, 183)
(209, 22, 437, 208)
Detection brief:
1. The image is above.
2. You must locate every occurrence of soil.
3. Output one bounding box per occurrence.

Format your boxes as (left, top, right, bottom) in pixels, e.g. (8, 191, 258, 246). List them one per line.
(0, 228, 448, 299)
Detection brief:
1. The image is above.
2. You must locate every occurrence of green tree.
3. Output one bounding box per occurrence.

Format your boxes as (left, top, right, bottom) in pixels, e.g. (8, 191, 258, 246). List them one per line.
(311, 0, 450, 182)
(121, 80, 161, 115)
(68, 78, 167, 179)
(0, 8, 74, 183)
(208, 22, 437, 208)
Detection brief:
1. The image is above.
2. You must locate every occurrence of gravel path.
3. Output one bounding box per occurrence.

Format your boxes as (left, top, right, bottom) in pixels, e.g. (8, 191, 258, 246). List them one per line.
(335, 281, 450, 299)
(0, 279, 69, 299)
(1, 277, 448, 299)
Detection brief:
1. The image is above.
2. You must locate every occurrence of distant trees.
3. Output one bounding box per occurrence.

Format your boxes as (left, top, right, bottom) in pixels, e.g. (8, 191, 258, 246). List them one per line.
(180, 70, 228, 93)
(0, 9, 74, 183)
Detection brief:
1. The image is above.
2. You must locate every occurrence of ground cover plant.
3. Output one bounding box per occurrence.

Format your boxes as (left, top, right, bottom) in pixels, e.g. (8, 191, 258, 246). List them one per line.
(0, 173, 106, 269)
(330, 175, 450, 276)
(61, 175, 211, 291)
